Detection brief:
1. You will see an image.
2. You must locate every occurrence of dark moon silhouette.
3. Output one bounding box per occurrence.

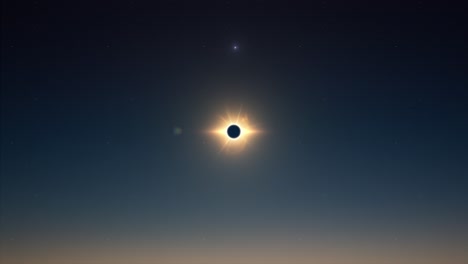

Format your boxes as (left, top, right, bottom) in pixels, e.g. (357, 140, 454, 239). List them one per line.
(227, 125, 241, 139)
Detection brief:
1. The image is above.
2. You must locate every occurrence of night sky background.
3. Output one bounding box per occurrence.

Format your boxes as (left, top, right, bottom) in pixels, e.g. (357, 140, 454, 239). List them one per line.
(1, 1, 468, 263)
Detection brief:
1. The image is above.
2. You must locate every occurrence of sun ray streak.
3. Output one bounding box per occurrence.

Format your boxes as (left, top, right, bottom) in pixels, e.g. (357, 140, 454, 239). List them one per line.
(236, 104, 243, 123)
(219, 139, 231, 153)
(218, 115, 228, 123)
(226, 108, 233, 123)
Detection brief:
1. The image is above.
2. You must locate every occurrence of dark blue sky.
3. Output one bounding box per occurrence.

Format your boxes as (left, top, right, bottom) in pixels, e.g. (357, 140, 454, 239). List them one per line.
(1, 1, 467, 263)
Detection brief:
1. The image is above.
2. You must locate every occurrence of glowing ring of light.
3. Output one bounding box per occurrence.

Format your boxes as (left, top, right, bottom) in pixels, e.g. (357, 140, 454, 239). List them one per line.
(207, 106, 261, 153)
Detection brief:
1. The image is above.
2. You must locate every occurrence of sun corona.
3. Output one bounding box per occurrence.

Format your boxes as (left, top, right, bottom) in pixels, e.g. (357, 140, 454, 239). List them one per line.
(207, 106, 260, 153)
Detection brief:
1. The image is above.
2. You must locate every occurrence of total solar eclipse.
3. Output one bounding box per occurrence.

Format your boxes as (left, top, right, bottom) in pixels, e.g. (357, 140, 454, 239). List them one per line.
(227, 125, 241, 139)
(208, 107, 260, 153)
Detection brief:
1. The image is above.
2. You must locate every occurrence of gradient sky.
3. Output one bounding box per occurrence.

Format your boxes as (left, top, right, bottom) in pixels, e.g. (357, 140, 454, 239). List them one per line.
(1, 1, 467, 263)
